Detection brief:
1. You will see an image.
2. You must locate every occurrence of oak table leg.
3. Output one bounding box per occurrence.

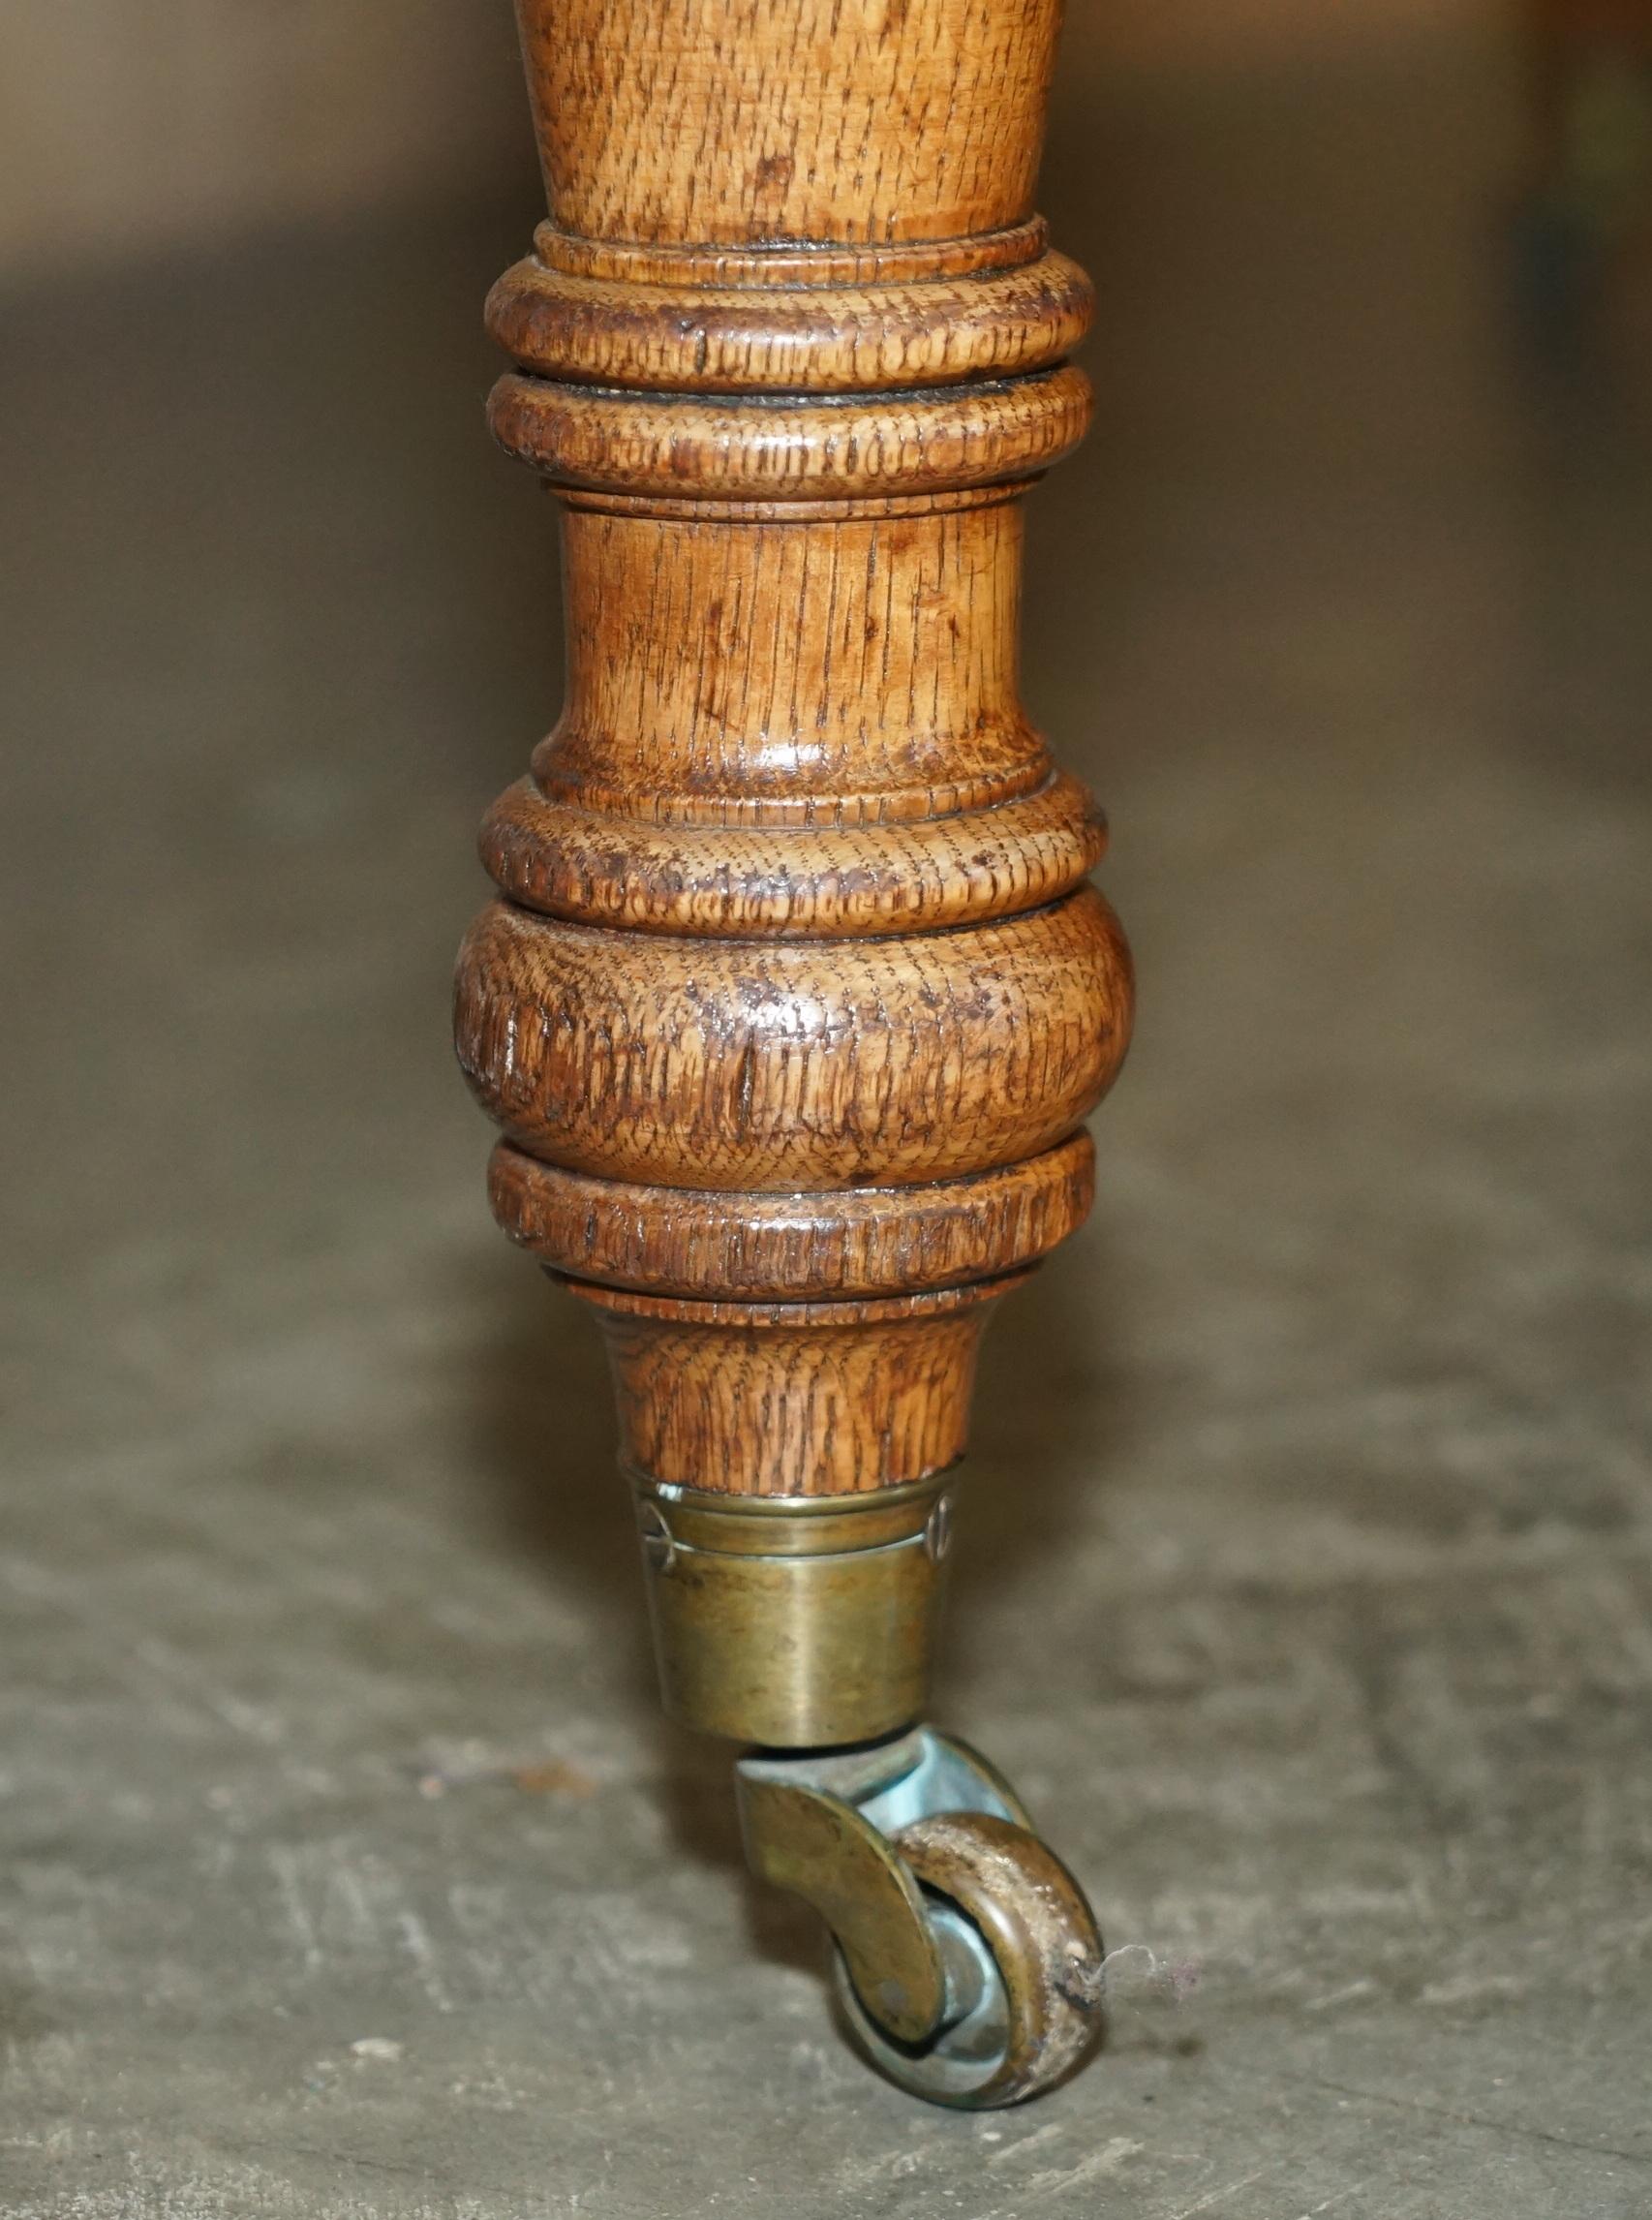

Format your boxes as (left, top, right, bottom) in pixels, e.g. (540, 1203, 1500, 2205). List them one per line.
(454, 0, 1133, 2106)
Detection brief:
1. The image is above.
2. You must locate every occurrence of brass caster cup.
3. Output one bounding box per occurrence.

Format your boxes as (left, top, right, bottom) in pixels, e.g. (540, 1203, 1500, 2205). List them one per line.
(628, 1472, 954, 1746)
(737, 1727, 1106, 2109)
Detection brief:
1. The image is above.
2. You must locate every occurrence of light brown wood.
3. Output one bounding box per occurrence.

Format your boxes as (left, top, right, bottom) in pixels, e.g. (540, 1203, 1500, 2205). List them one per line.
(512, 0, 1062, 247)
(487, 1135, 1096, 1300)
(456, 0, 1132, 1497)
(480, 766, 1105, 936)
(520, 494, 1049, 820)
(487, 243, 1093, 394)
(582, 1280, 1026, 1498)
(487, 367, 1093, 501)
(456, 886, 1128, 1191)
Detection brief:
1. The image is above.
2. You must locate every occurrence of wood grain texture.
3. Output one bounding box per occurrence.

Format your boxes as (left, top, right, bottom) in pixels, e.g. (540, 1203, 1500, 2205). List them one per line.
(535, 497, 1047, 824)
(533, 214, 1053, 286)
(479, 769, 1106, 936)
(487, 1133, 1096, 1299)
(487, 364, 1093, 500)
(455, 886, 1130, 1191)
(486, 249, 1094, 393)
(514, 0, 1062, 247)
(574, 1279, 1027, 1496)
(456, 0, 1131, 1495)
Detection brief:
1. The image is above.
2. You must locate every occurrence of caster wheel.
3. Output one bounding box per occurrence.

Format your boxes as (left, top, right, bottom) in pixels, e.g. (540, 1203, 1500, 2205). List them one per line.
(832, 1810, 1106, 2108)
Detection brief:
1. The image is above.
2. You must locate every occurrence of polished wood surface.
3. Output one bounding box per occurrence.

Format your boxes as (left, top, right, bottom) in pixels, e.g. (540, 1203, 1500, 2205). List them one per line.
(455, 0, 1132, 1496)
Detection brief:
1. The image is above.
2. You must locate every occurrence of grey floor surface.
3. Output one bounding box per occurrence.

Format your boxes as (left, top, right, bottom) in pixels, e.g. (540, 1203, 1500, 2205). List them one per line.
(4, 31, 1651, 2220)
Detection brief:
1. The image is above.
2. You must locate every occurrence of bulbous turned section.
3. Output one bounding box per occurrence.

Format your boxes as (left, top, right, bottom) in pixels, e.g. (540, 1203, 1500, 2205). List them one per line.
(455, 887, 1130, 1191)
(455, 0, 1133, 1749)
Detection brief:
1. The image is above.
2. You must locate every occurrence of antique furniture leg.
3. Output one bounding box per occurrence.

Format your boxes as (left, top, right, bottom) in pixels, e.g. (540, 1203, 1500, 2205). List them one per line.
(455, 0, 1133, 2106)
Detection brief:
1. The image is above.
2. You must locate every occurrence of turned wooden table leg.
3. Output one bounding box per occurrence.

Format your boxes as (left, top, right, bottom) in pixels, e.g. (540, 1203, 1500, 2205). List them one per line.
(454, 0, 1132, 2106)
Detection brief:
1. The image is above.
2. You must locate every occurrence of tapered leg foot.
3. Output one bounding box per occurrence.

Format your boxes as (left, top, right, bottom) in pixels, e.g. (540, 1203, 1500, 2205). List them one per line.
(459, 0, 1129, 2109)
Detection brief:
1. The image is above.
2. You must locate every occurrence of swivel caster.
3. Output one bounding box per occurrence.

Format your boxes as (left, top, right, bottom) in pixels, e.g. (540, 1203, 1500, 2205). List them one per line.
(739, 1729, 1105, 2107)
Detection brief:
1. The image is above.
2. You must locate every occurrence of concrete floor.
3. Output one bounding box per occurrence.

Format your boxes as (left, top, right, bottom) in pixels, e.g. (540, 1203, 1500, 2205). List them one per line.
(5, 33, 1651, 2220)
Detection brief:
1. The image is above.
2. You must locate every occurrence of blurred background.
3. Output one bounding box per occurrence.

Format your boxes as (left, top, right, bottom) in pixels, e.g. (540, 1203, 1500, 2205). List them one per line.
(4, 4, 1650, 2216)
